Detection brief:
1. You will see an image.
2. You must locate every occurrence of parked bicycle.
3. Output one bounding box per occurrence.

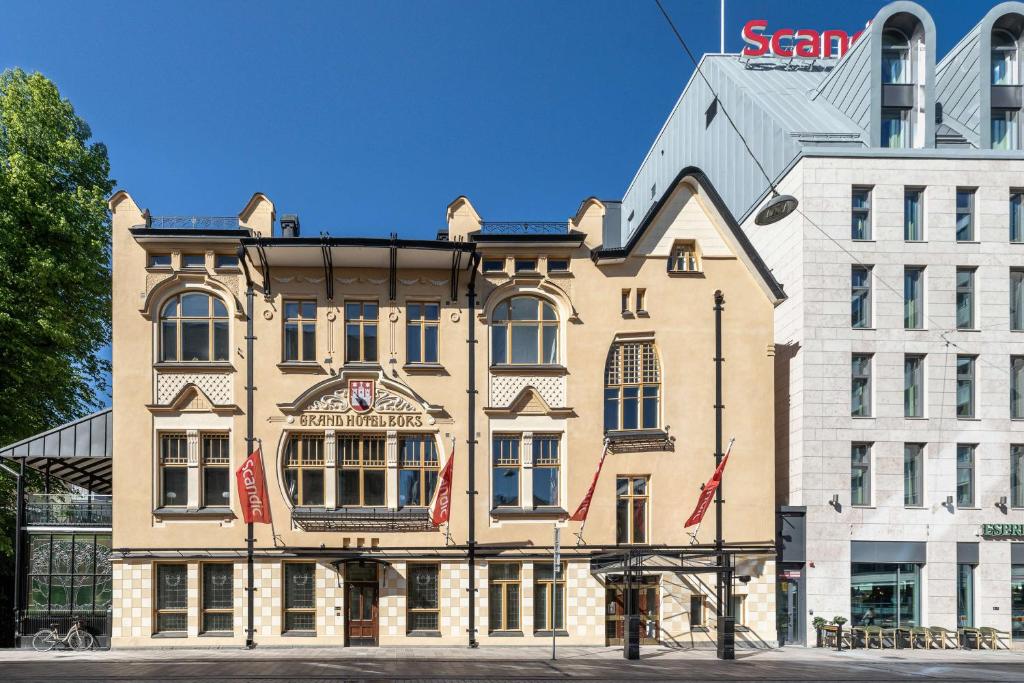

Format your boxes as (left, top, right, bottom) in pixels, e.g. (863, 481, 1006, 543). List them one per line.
(31, 619, 95, 652)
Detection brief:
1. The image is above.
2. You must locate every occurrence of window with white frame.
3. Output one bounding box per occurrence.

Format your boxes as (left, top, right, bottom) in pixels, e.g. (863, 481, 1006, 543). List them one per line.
(851, 443, 872, 506)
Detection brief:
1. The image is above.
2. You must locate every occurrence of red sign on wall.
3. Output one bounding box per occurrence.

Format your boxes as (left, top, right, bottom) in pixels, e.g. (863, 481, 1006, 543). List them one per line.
(741, 20, 866, 59)
(236, 448, 272, 525)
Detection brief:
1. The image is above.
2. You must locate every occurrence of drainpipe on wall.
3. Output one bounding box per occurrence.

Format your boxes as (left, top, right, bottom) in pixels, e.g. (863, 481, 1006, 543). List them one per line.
(465, 251, 481, 648)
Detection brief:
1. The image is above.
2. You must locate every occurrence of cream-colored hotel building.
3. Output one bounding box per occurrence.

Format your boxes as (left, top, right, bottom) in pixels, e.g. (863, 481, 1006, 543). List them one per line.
(7, 170, 784, 649)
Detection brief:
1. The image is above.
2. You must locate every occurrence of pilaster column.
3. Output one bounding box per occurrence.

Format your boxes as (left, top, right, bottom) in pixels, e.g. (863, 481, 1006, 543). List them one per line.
(386, 430, 399, 510)
(186, 429, 200, 510)
(324, 430, 337, 509)
(521, 432, 534, 510)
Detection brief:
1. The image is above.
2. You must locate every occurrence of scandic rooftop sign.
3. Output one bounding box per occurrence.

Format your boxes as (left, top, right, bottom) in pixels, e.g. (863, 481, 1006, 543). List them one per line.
(741, 19, 866, 59)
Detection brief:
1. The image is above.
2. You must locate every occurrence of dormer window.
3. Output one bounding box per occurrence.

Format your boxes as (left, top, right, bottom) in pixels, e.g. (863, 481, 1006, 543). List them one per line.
(668, 240, 700, 273)
(882, 30, 911, 84)
(882, 109, 910, 148)
(993, 29, 1019, 85)
(993, 110, 1019, 150)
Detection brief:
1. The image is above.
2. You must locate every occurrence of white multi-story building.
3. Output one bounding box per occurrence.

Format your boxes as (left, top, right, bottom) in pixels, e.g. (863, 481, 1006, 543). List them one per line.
(619, 1, 1024, 645)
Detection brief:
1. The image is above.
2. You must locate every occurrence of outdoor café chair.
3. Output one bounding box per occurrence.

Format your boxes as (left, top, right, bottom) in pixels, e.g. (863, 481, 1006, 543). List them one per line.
(929, 626, 958, 649)
(958, 626, 980, 649)
(863, 625, 885, 649)
(979, 627, 1011, 650)
(909, 626, 932, 649)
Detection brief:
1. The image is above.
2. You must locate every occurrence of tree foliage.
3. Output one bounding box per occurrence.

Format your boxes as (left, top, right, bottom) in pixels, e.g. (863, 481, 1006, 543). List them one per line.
(0, 68, 114, 445)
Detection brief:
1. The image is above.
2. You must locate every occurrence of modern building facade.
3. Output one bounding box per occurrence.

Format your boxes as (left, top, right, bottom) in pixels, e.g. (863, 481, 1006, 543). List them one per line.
(6, 168, 783, 649)
(621, 0, 1024, 646)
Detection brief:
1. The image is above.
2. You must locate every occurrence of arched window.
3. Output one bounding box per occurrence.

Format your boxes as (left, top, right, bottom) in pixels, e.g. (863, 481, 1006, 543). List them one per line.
(881, 29, 910, 84)
(993, 29, 1019, 86)
(160, 292, 229, 362)
(491, 296, 558, 365)
(604, 341, 660, 432)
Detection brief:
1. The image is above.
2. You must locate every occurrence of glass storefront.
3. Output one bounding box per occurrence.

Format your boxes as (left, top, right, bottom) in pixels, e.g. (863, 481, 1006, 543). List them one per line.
(1013, 564, 1024, 641)
(850, 563, 920, 628)
(957, 563, 974, 628)
(776, 565, 803, 646)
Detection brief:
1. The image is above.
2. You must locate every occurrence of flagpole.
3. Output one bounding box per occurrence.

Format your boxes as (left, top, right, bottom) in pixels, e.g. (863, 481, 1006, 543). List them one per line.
(241, 246, 257, 650)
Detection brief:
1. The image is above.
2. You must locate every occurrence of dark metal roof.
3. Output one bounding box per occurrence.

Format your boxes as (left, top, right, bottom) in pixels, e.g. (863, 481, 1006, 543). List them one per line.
(0, 409, 113, 494)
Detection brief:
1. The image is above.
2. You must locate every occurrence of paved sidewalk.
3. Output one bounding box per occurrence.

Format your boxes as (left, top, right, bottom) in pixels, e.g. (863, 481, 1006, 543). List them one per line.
(1, 644, 1023, 681)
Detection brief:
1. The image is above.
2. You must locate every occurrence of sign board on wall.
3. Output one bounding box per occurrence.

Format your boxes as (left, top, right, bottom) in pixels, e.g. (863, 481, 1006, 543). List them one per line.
(981, 523, 1024, 538)
(741, 20, 867, 59)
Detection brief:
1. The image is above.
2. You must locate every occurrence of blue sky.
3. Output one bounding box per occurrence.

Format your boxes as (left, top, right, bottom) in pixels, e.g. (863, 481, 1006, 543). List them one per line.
(0, 0, 984, 405)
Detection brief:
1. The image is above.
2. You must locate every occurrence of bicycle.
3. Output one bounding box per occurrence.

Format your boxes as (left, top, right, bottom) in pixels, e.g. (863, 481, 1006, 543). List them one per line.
(31, 619, 95, 652)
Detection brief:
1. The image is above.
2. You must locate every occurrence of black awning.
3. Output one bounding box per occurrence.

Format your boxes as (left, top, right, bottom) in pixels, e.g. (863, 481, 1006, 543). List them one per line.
(0, 409, 112, 493)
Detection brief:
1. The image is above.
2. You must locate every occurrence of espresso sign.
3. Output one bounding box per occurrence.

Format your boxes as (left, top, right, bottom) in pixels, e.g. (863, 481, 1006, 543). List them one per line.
(981, 523, 1024, 538)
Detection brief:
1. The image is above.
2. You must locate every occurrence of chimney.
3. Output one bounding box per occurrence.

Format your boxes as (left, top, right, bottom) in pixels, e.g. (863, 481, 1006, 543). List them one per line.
(601, 201, 623, 250)
(280, 214, 300, 238)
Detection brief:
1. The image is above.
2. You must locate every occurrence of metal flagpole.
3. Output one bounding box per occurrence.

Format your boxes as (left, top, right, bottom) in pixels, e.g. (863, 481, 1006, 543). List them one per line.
(240, 245, 257, 650)
(714, 290, 734, 660)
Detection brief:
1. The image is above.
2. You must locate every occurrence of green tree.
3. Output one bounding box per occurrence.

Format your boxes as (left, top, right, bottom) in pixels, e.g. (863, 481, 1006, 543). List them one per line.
(0, 68, 112, 644)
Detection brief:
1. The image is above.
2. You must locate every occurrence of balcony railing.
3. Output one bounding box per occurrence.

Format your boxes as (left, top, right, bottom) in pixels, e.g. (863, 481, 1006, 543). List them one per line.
(479, 221, 568, 235)
(25, 494, 112, 528)
(140, 215, 241, 230)
(292, 506, 435, 533)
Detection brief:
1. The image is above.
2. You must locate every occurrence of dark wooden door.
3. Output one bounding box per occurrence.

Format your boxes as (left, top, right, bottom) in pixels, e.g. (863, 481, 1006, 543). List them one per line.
(346, 582, 378, 645)
(605, 579, 660, 645)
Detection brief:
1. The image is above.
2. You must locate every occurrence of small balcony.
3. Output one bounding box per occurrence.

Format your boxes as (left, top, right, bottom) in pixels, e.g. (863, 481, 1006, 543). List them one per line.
(25, 494, 112, 528)
(137, 214, 242, 230)
(292, 506, 435, 533)
(479, 221, 568, 235)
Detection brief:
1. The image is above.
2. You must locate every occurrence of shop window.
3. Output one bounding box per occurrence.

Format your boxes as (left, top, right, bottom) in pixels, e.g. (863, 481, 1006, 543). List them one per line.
(668, 240, 700, 273)
(604, 341, 661, 431)
(148, 254, 171, 268)
(201, 563, 234, 634)
(851, 354, 872, 417)
(1011, 269, 1024, 331)
(904, 354, 924, 418)
(1012, 564, 1024, 640)
(344, 301, 378, 363)
(488, 563, 521, 632)
(407, 564, 440, 632)
(159, 433, 188, 508)
(406, 302, 440, 364)
(202, 434, 230, 508)
(957, 563, 975, 628)
(283, 563, 316, 633)
(851, 266, 872, 328)
(903, 267, 924, 330)
(851, 563, 920, 628)
(616, 476, 648, 544)
(851, 187, 872, 240)
(532, 435, 560, 507)
(956, 189, 976, 242)
(851, 443, 872, 507)
(957, 355, 976, 418)
(492, 435, 521, 508)
(398, 435, 439, 508)
(904, 444, 924, 507)
(181, 254, 206, 269)
(904, 188, 924, 241)
(283, 300, 316, 362)
(155, 563, 188, 634)
(159, 292, 229, 363)
(27, 533, 111, 614)
(338, 435, 386, 507)
(533, 563, 565, 632)
(957, 444, 976, 508)
(490, 296, 558, 365)
(283, 435, 325, 506)
(956, 268, 976, 330)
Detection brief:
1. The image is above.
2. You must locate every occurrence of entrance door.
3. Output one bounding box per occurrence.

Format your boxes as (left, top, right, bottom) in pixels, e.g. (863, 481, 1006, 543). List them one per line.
(605, 577, 660, 645)
(345, 562, 379, 646)
(777, 565, 804, 646)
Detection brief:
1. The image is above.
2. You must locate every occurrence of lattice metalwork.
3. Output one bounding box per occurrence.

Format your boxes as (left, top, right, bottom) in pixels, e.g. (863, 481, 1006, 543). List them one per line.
(607, 342, 659, 385)
(292, 507, 435, 532)
(480, 222, 567, 235)
(144, 215, 240, 230)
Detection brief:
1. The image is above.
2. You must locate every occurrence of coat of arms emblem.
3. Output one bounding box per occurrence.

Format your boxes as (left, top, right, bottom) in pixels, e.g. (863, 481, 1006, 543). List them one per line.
(349, 380, 375, 413)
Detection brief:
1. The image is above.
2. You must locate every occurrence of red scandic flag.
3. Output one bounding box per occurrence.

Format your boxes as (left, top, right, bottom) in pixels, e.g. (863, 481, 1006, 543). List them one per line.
(236, 447, 273, 525)
(683, 442, 734, 529)
(570, 444, 609, 522)
(430, 445, 455, 527)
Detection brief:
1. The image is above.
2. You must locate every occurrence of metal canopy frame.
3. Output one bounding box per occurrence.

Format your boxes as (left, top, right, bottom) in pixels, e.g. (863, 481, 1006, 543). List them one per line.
(0, 408, 113, 493)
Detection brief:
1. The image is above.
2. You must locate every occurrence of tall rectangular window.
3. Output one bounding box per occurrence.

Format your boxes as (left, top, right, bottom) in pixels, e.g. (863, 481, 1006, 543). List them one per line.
(851, 354, 872, 417)
(1013, 356, 1024, 420)
(398, 435, 439, 508)
(406, 564, 440, 632)
(406, 302, 440, 364)
(851, 266, 872, 328)
(904, 188, 924, 241)
(283, 563, 316, 633)
(851, 443, 872, 506)
(1013, 445, 1024, 508)
(689, 594, 706, 627)
(957, 355, 976, 418)
(956, 268, 976, 330)
(201, 434, 230, 508)
(155, 564, 188, 634)
(159, 434, 188, 508)
(881, 109, 908, 148)
(1012, 192, 1024, 243)
(956, 189, 975, 242)
(283, 300, 316, 362)
(283, 435, 325, 506)
(27, 534, 112, 615)
(993, 110, 1019, 151)
(957, 563, 975, 628)
(904, 266, 924, 329)
(851, 187, 872, 240)
(492, 435, 520, 508)
(1011, 269, 1024, 331)
(904, 444, 924, 507)
(344, 301, 378, 363)
(488, 563, 521, 632)
(957, 444, 976, 507)
(904, 355, 925, 418)
(337, 435, 386, 507)
(532, 435, 560, 507)
(604, 341, 660, 431)
(616, 476, 648, 544)
(201, 563, 234, 634)
(533, 563, 565, 632)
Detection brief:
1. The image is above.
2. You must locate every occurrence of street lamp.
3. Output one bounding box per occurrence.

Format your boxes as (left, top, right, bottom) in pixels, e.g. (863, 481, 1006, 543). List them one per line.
(754, 193, 799, 226)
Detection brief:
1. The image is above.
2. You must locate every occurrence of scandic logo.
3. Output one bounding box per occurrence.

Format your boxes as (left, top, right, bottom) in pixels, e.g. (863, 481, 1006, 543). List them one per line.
(236, 448, 272, 525)
(741, 19, 866, 59)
